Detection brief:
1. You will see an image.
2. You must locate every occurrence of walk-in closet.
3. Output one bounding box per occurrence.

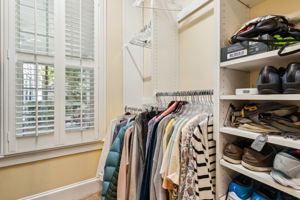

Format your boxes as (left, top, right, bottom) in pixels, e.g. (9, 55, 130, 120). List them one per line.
(0, 0, 299, 199)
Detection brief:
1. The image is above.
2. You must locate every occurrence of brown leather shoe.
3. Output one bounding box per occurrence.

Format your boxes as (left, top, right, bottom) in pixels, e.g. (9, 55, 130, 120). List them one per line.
(242, 144, 276, 172)
(223, 139, 252, 164)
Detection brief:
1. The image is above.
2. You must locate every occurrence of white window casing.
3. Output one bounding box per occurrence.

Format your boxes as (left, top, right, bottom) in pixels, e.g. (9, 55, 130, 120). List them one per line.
(1, 0, 106, 156)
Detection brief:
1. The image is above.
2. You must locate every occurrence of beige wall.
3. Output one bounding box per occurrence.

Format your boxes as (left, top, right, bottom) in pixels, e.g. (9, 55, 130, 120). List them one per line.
(0, 150, 101, 200)
(2, 1, 298, 199)
(178, 1, 215, 90)
(0, 0, 124, 199)
(106, 0, 124, 124)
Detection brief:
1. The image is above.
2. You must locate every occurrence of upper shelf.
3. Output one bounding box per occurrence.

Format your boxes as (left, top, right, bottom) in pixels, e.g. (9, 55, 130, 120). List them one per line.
(239, 0, 264, 7)
(220, 94, 300, 101)
(177, 0, 212, 22)
(220, 44, 300, 71)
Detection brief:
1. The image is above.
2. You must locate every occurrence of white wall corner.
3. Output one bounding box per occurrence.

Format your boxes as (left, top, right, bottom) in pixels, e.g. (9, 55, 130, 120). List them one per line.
(19, 178, 100, 200)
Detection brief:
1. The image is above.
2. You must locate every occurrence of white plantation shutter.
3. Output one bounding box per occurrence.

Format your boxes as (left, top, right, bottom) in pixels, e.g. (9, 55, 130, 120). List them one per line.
(65, 0, 94, 59)
(16, 0, 54, 55)
(15, 63, 55, 136)
(15, 0, 55, 137)
(5, 0, 101, 153)
(81, 0, 94, 59)
(65, 0, 95, 133)
(65, 67, 95, 131)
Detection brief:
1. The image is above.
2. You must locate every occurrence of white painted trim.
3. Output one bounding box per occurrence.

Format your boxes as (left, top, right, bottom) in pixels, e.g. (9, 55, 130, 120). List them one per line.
(177, 0, 212, 22)
(0, 141, 103, 168)
(98, 0, 107, 140)
(19, 177, 100, 200)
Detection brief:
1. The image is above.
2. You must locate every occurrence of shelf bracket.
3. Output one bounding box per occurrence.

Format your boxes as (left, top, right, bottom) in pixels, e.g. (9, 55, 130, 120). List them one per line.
(124, 44, 152, 82)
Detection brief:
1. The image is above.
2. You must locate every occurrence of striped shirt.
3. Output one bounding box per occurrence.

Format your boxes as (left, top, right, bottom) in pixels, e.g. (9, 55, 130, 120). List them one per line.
(192, 116, 216, 200)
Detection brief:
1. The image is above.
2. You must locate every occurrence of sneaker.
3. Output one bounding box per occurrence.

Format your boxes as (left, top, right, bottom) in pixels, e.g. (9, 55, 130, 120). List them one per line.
(270, 149, 300, 190)
(242, 144, 276, 172)
(282, 62, 300, 94)
(251, 184, 279, 200)
(223, 139, 252, 164)
(226, 175, 254, 200)
(257, 66, 283, 94)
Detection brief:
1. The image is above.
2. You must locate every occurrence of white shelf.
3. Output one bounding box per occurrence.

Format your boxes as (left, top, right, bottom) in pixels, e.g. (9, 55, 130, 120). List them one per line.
(177, 0, 211, 22)
(220, 159, 300, 199)
(220, 127, 300, 149)
(220, 94, 300, 101)
(220, 44, 300, 71)
(239, 0, 264, 7)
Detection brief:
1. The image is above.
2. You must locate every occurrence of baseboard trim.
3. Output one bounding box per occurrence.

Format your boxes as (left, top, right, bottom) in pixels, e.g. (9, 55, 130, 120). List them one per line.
(19, 177, 100, 200)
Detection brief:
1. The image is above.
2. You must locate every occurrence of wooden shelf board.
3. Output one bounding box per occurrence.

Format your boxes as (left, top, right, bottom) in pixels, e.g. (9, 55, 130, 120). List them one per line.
(220, 94, 300, 101)
(220, 44, 300, 71)
(220, 159, 300, 199)
(220, 127, 300, 149)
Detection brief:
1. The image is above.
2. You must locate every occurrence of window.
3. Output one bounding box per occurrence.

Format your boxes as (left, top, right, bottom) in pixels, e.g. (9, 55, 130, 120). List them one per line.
(65, 0, 96, 134)
(16, 63, 55, 137)
(1, 0, 105, 155)
(65, 0, 94, 59)
(65, 67, 95, 131)
(16, 0, 54, 55)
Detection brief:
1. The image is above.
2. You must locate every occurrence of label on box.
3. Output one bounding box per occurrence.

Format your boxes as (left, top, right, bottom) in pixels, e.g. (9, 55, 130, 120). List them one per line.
(227, 49, 247, 59)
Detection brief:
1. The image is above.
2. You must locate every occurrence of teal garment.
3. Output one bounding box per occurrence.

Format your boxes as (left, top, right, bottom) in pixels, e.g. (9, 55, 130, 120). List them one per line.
(102, 121, 134, 200)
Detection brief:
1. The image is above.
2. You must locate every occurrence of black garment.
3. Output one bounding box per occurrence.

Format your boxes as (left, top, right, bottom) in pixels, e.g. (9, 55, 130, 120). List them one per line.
(112, 121, 127, 143)
(139, 117, 164, 200)
(135, 111, 156, 159)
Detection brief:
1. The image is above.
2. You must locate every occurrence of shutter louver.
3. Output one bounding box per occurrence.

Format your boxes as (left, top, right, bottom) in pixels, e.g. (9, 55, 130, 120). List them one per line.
(65, 67, 94, 131)
(65, 0, 80, 58)
(16, 0, 54, 55)
(16, 63, 55, 136)
(65, 0, 94, 59)
(81, 0, 94, 59)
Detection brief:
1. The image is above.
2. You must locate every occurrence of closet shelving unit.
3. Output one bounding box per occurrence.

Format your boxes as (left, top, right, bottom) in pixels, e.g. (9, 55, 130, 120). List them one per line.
(215, 0, 300, 199)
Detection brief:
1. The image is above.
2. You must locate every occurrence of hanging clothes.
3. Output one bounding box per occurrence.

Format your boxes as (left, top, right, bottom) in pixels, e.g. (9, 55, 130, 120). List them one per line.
(99, 94, 215, 200)
(102, 121, 134, 200)
(128, 111, 156, 200)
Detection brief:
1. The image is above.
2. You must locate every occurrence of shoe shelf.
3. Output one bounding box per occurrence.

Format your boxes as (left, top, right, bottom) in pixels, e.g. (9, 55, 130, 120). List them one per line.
(220, 94, 300, 101)
(215, 0, 300, 199)
(220, 159, 300, 199)
(220, 44, 300, 72)
(220, 127, 300, 150)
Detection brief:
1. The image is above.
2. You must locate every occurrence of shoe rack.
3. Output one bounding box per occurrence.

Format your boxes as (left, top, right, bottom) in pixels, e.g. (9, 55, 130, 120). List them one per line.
(214, 0, 300, 199)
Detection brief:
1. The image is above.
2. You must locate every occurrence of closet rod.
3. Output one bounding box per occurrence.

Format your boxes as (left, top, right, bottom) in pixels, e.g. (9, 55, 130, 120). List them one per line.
(124, 105, 144, 113)
(155, 89, 213, 97)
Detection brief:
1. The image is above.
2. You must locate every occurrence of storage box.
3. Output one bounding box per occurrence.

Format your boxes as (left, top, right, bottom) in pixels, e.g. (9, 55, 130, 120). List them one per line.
(221, 35, 276, 62)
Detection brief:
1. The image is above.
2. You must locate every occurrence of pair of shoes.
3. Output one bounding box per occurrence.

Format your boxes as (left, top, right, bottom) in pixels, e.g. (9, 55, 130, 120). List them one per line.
(223, 139, 277, 172)
(226, 175, 298, 200)
(271, 148, 300, 190)
(257, 62, 300, 94)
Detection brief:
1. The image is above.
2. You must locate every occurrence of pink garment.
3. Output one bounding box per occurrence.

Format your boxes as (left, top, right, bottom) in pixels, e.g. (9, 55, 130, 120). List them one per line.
(155, 102, 178, 122)
(117, 126, 134, 200)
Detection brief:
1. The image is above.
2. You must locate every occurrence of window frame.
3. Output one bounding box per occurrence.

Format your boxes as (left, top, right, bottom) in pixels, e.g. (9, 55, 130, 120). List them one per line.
(0, 0, 106, 161)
